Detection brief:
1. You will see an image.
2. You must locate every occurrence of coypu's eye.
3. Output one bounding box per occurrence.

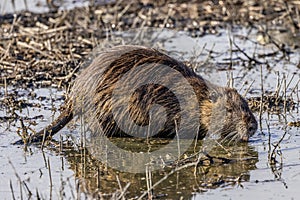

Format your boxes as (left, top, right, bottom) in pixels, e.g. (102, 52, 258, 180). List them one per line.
(248, 126, 255, 132)
(209, 91, 219, 103)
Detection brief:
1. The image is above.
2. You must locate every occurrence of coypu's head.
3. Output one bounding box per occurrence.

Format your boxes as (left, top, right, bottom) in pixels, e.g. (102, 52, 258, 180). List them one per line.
(201, 87, 257, 142)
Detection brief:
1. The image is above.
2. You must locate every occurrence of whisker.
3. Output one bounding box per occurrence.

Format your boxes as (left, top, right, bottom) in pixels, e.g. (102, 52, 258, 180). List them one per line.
(230, 133, 239, 145)
(220, 130, 238, 145)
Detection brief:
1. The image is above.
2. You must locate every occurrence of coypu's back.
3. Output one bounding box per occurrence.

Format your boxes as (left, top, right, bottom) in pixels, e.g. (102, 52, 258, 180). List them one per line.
(71, 45, 210, 139)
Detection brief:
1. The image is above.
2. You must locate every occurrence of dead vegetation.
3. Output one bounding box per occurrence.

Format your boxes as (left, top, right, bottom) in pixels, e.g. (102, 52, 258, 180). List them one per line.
(1, 0, 300, 88)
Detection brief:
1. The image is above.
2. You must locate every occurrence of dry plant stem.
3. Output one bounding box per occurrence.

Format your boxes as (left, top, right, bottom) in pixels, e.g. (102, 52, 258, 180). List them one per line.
(116, 175, 130, 200)
(59, 173, 65, 198)
(145, 166, 153, 200)
(205, 43, 215, 63)
(269, 76, 289, 167)
(80, 104, 85, 148)
(194, 152, 205, 177)
(265, 31, 290, 57)
(193, 126, 200, 153)
(21, 181, 32, 199)
(278, 74, 288, 103)
(275, 71, 280, 98)
(226, 33, 234, 89)
(215, 140, 231, 155)
(259, 65, 264, 132)
(8, 159, 32, 198)
(189, 43, 207, 72)
(175, 119, 181, 159)
(65, 176, 75, 199)
(97, 167, 101, 189)
(227, 71, 234, 89)
(297, 85, 300, 105)
(242, 80, 254, 97)
(19, 119, 28, 142)
(41, 130, 47, 150)
(233, 41, 265, 65)
(283, 75, 287, 123)
(289, 78, 300, 99)
(36, 190, 40, 199)
(59, 134, 63, 153)
(84, 149, 87, 178)
(4, 77, 7, 96)
(10, 179, 16, 200)
(283, 1, 299, 31)
(73, 162, 79, 197)
(60, 156, 64, 171)
(270, 147, 283, 180)
(76, 179, 81, 199)
(118, 183, 130, 200)
(116, 175, 125, 200)
(79, 147, 86, 179)
(42, 151, 48, 172)
(269, 125, 288, 165)
(47, 157, 53, 188)
(286, 74, 295, 93)
(147, 111, 152, 144)
(227, 28, 233, 70)
(266, 119, 271, 161)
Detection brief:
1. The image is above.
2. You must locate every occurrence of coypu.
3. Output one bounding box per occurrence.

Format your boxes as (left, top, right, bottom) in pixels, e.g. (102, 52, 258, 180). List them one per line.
(16, 45, 257, 144)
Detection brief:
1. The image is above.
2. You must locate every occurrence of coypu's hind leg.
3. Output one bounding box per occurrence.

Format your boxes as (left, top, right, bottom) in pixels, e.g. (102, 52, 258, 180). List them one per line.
(13, 103, 73, 145)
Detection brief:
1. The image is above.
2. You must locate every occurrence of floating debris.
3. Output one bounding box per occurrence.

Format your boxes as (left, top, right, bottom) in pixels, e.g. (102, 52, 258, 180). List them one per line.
(248, 95, 296, 113)
(288, 121, 300, 127)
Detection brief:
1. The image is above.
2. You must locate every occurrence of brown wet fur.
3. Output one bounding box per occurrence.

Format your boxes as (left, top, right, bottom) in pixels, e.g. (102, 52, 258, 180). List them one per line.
(20, 45, 257, 144)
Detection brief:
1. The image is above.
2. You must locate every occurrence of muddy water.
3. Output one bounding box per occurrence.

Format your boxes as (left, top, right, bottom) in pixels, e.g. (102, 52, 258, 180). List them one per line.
(1, 28, 300, 199)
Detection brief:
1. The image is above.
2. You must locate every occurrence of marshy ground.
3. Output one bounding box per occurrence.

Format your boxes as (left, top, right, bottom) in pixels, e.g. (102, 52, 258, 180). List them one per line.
(0, 0, 300, 199)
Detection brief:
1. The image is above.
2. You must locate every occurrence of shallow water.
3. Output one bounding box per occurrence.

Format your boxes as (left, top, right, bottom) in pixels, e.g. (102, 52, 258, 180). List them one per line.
(1, 27, 300, 199)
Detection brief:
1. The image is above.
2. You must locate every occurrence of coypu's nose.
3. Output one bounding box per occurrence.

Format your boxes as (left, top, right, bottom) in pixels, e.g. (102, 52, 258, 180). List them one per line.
(248, 121, 258, 136)
(240, 122, 257, 142)
(238, 118, 257, 142)
(242, 114, 258, 138)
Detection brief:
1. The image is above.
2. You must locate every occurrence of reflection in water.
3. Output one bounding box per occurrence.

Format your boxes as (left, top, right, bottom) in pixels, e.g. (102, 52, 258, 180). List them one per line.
(59, 138, 258, 199)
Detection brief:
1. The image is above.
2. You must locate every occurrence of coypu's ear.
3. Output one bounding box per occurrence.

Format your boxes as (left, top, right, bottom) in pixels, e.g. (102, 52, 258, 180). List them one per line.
(224, 88, 238, 99)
